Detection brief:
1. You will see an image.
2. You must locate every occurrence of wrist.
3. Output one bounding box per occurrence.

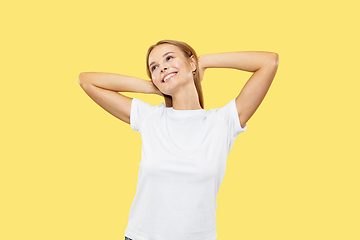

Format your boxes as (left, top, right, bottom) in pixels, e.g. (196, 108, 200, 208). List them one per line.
(148, 81, 163, 96)
(198, 55, 209, 71)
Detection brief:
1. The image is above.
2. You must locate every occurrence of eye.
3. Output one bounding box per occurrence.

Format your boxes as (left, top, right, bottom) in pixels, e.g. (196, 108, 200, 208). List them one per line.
(151, 56, 174, 72)
(151, 65, 158, 72)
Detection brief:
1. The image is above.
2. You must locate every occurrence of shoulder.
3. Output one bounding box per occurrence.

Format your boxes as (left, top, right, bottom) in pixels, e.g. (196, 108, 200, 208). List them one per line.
(130, 98, 166, 132)
(209, 98, 236, 117)
(209, 98, 247, 136)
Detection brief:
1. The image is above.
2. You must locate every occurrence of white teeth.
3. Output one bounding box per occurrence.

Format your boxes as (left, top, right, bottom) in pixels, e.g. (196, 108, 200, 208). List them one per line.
(163, 72, 177, 82)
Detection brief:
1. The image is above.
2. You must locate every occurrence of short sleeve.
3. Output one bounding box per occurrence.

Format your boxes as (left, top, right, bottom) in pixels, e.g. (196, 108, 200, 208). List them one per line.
(214, 98, 247, 139)
(130, 98, 158, 132)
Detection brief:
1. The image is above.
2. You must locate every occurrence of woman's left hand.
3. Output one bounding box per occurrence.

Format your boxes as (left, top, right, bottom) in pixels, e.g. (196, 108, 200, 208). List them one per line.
(198, 55, 207, 82)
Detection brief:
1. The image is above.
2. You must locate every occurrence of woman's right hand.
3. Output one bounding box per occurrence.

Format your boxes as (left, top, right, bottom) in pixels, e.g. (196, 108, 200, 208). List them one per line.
(148, 81, 164, 96)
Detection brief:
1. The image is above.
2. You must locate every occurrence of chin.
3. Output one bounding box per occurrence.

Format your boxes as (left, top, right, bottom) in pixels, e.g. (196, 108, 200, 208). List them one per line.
(161, 84, 178, 96)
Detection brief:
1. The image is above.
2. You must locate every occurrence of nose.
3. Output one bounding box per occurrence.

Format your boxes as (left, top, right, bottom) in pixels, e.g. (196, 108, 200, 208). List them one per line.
(160, 66, 168, 73)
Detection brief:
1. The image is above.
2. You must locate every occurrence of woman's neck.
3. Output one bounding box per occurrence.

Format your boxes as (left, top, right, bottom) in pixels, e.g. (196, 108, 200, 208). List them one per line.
(171, 82, 202, 110)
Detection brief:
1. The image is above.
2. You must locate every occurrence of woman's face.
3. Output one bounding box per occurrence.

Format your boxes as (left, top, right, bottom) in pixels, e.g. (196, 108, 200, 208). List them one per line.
(148, 44, 196, 96)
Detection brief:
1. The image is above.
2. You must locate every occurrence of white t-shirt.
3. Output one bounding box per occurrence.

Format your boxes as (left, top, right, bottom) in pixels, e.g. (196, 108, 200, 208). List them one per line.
(125, 97, 247, 240)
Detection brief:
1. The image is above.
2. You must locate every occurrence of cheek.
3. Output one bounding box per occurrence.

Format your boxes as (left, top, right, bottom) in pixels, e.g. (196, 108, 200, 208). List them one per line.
(175, 60, 189, 72)
(174, 62, 182, 69)
(151, 73, 157, 81)
(152, 74, 160, 85)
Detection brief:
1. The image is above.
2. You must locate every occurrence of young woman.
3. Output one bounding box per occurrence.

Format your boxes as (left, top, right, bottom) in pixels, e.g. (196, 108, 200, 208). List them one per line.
(78, 40, 279, 240)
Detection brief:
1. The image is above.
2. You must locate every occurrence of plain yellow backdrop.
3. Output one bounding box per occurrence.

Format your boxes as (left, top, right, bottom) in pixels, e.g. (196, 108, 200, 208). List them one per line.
(1, 0, 359, 239)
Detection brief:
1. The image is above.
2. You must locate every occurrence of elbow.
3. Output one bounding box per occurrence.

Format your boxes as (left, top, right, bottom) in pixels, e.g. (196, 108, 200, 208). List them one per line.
(273, 53, 279, 66)
(263, 53, 279, 69)
(78, 72, 87, 85)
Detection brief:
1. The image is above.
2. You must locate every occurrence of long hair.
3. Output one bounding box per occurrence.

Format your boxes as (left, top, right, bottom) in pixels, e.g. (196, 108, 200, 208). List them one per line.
(145, 40, 204, 109)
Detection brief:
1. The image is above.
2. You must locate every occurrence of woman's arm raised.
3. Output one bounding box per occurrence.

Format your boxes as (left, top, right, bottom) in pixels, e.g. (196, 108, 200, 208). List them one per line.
(198, 51, 279, 128)
(78, 72, 162, 125)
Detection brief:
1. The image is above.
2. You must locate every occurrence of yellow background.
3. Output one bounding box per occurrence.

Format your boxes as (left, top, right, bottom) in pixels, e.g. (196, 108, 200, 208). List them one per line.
(1, 0, 359, 239)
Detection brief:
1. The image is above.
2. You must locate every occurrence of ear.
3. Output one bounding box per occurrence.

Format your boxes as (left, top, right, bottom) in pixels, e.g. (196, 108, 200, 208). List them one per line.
(189, 55, 196, 72)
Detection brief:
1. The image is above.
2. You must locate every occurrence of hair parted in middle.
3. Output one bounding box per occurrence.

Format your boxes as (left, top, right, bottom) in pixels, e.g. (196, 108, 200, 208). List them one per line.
(145, 39, 204, 109)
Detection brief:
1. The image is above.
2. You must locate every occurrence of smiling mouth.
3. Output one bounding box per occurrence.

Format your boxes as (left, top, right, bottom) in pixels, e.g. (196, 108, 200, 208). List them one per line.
(162, 72, 178, 83)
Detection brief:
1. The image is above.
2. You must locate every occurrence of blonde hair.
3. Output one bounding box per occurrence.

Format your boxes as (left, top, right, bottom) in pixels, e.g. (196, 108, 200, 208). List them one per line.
(146, 39, 204, 109)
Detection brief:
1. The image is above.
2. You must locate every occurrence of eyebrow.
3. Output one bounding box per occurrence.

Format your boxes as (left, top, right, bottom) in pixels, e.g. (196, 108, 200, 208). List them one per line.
(149, 52, 175, 68)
